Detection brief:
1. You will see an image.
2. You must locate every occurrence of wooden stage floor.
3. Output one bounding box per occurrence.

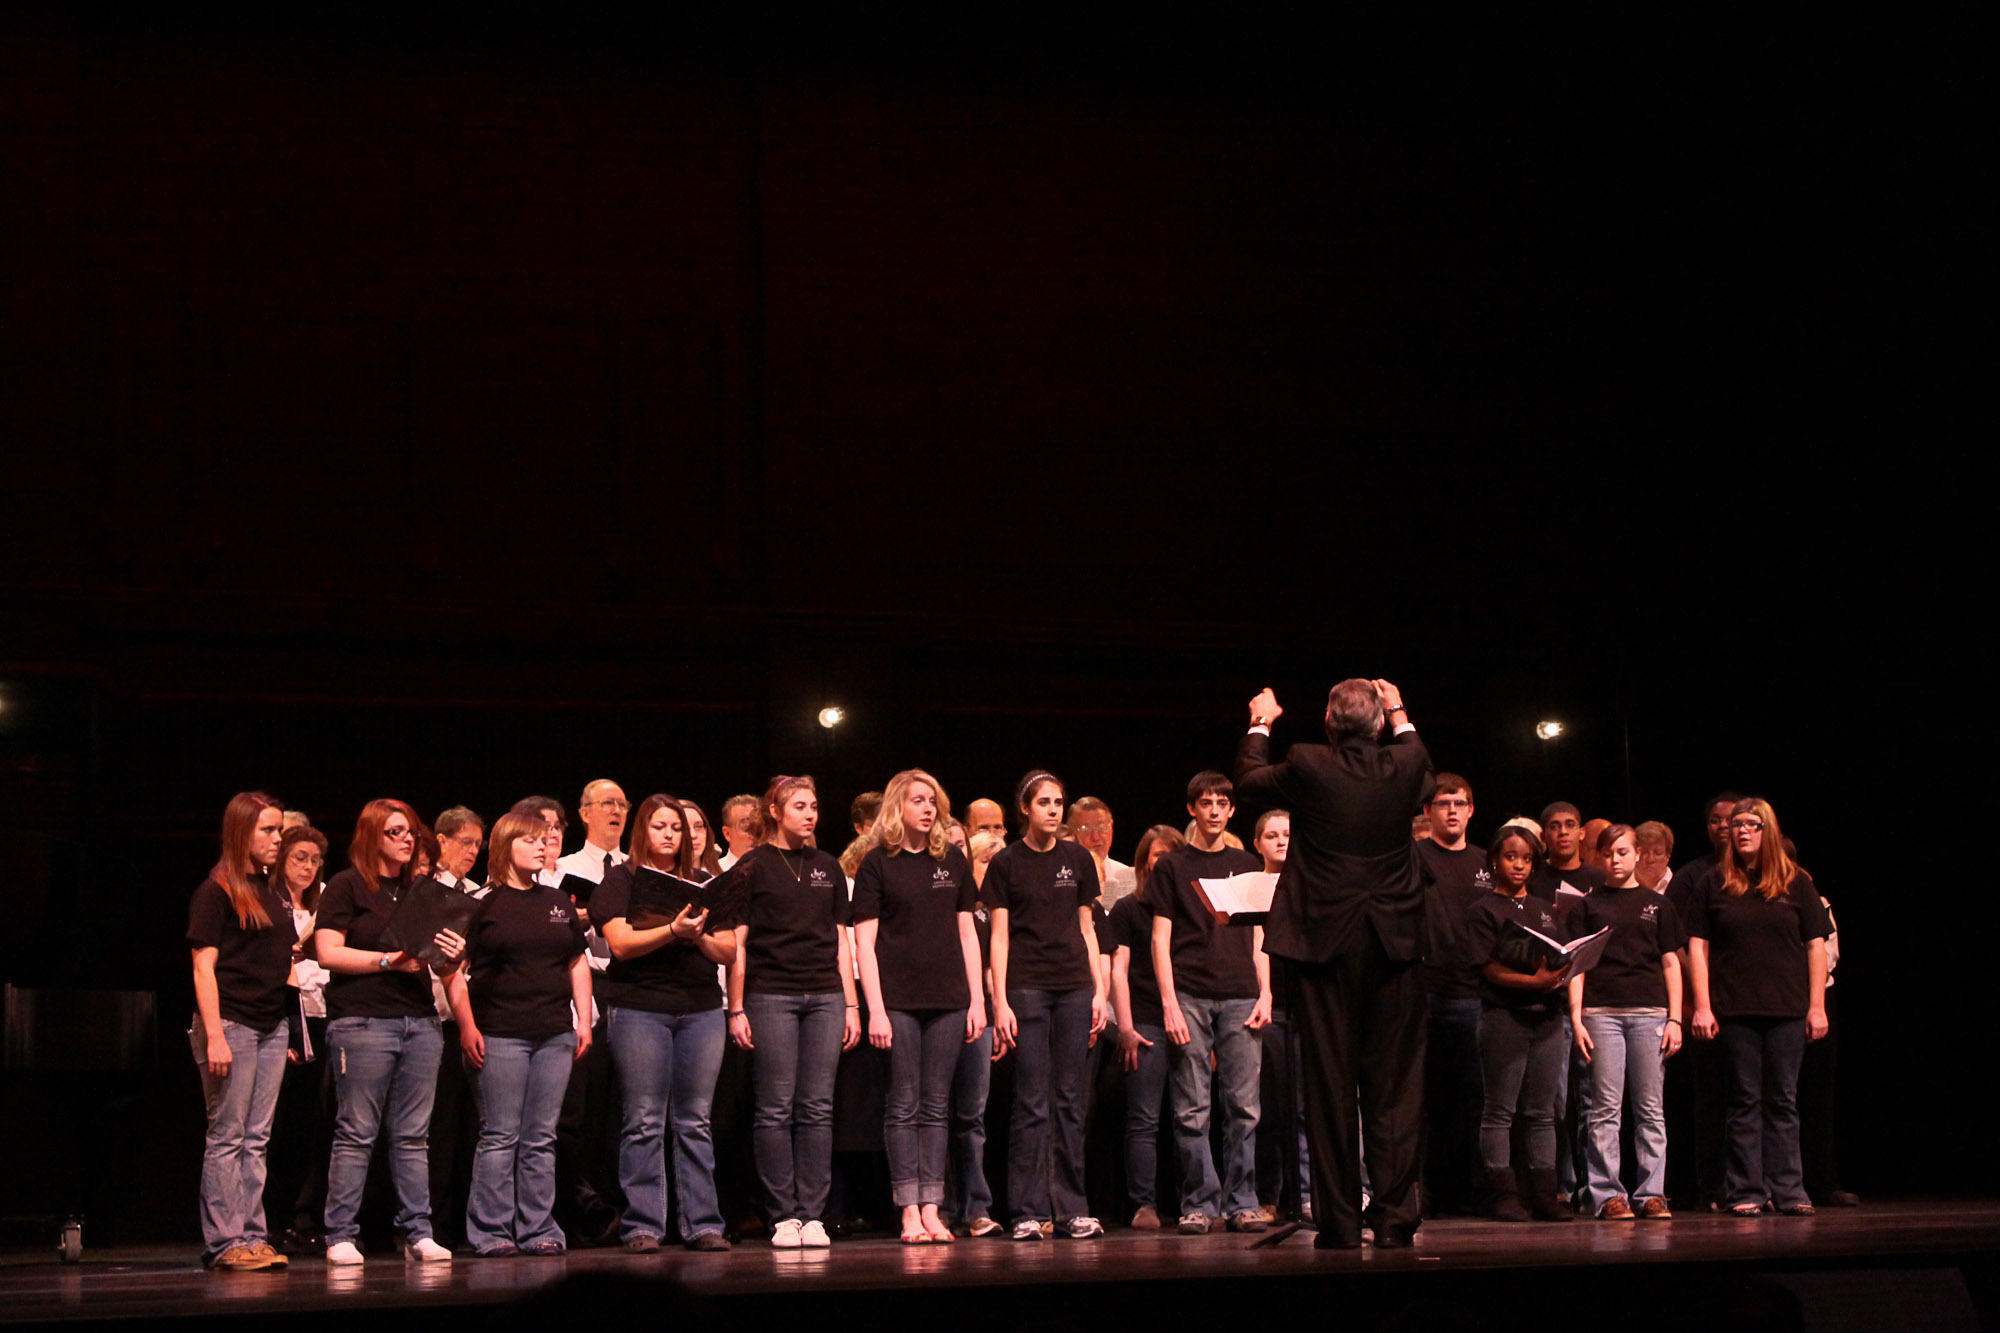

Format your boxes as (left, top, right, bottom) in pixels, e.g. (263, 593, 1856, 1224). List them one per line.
(4, 1200, 1996, 1332)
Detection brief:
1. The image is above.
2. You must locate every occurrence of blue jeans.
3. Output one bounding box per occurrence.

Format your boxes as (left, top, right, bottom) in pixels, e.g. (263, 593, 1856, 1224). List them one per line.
(743, 991, 843, 1222)
(1004, 985, 1092, 1224)
(1121, 1019, 1171, 1211)
(1477, 1006, 1565, 1172)
(1717, 1017, 1809, 1209)
(887, 1009, 967, 1207)
(944, 1014, 995, 1225)
(325, 1015, 444, 1244)
(608, 1005, 727, 1241)
(1170, 996, 1263, 1219)
(1579, 1009, 1669, 1211)
(191, 1020, 289, 1262)
(467, 1030, 574, 1251)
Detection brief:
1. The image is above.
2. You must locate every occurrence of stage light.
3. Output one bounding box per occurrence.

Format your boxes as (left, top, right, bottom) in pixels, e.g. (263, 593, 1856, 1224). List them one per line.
(1535, 720, 1564, 740)
(818, 706, 845, 729)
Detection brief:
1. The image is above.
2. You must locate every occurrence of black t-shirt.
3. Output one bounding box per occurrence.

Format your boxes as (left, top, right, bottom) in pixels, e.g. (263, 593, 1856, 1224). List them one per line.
(1685, 870, 1830, 1019)
(1572, 882, 1687, 1009)
(1530, 862, 1605, 924)
(1664, 852, 1719, 923)
(986, 839, 1098, 993)
(1463, 891, 1569, 1014)
(186, 874, 297, 1031)
(1417, 840, 1491, 1000)
(590, 863, 743, 1014)
(464, 883, 588, 1039)
(1147, 844, 1264, 1001)
(318, 867, 436, 1020)
(721, 844, 853, 995)
(852, 844, 978, 1012)
(1106, 892, 1164, 1025)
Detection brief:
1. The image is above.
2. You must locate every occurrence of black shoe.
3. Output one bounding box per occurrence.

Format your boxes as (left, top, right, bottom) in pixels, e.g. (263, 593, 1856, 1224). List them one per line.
(1816, 1188, 1862, 1207)
(1372, 1227, 1417, 1249)
(1312, 1232, 1362, 1250)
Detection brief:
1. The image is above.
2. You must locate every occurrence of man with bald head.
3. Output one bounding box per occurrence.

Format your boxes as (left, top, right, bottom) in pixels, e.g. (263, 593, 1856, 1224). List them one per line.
(965, 798, 1007, 844)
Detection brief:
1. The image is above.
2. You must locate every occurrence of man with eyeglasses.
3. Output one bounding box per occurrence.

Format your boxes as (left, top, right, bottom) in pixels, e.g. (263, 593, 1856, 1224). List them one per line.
(1069, 797, 1135, 907)
(1415, 776, 1489, 1217)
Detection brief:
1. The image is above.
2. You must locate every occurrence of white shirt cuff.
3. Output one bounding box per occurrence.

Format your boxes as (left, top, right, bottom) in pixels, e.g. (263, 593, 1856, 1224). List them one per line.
(1248, 725, 1270, 736)
(1393, 721, 1416, 735)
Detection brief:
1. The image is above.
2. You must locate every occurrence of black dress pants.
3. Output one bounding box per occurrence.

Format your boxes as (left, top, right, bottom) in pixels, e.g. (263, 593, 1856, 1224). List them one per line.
(1287, 930, 1425, 1246)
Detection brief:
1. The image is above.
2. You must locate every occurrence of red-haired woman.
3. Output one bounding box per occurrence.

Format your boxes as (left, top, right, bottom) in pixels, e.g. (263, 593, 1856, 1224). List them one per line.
(314, 799, 465, 1265)
(853, 769, 985, 1243)
(597, 795, 740, 1252)
(1687, 797, 1829, 1217)
(723, 775, 860, 1247)
(188, 791, 293, 1271)
(988, 769, 1109, 1241)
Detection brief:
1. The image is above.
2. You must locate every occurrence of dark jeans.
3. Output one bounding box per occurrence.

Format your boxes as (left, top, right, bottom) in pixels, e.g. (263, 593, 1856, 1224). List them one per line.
(1287, 937, 1426, 1247)
(886, 1009, 967, 1207)
(1716, 1016, 1809, 1209)
(1005, 985, 1093, 1224)
(1122, 1020, 1171, 1212)
(1477, 1006, 1566, 1172)
(944, 1014, 995, 1225)
(1421, 995, 1482, 1213)
(744, 990, 844, 1222)
(1799, 986, 1843, 1198)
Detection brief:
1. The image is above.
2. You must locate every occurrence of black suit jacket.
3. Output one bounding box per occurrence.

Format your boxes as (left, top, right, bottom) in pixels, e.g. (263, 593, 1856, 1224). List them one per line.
(1235, 727, 1435, 964)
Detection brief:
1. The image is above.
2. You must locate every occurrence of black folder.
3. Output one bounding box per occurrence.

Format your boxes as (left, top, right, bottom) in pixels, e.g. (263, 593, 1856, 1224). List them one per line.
(381, 876, 480, 966)
(626, 867, 718, 930)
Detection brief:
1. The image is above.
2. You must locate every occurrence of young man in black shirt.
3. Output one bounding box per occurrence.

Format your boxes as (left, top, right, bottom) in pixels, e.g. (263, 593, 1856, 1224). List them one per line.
(1531, 800, 1603, 1207)
(1149, 772, 1272, 1235)
(1663, 790, 1741, 1210)
(1416, 774, 1488, 1217)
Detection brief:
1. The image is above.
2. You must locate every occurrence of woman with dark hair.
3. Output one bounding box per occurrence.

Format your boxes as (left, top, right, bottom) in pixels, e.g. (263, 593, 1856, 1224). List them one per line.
(723, 775, 860, 1248)
(854, 769, 985, 1244)
(1464, 824, 1574, 1223)
(1687, 797, 1829, 1217)
(680, 799, 725, 882)
(188, 791, 293, 1271)
(1107, 824, 1185, 1229)
(314, 799, 465, 1266)
(266, 825, 331, 1250)
(445, 810, 593, 1256)
(988, 769, 1109, 1242)
(596, 794, 740, 1252)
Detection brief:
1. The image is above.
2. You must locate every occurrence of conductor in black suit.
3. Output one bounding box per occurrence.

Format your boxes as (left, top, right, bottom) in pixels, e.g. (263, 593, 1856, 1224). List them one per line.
(1234, 678, 1434, 1249)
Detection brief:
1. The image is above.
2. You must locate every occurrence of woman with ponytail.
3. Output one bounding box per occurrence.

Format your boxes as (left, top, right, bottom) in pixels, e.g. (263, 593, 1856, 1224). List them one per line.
(187, 791, 293, 1271)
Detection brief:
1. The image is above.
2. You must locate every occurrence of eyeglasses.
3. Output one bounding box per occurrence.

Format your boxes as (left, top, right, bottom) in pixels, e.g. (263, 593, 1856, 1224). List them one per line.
(1075, 823, 1112, 836)
(1731, 819, 1764, 832)
(445, 835, 482, 849)
(586, 799, 631, 812)
(382, 827, 414, 841)
(1430, 799, 1470, 811)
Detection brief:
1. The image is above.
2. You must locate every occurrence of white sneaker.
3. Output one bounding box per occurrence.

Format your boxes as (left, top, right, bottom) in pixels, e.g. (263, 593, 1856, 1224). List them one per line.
(798, 1220, 830, 1247)
(771, 1218, 803, 1249)
(403, 1237, 452, 1262)
(325, 1240, 365, 1266)
(1011, 1219, 1045, 1241)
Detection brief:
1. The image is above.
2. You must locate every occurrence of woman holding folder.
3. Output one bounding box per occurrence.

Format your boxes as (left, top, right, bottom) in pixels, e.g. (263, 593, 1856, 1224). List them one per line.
(596, 794, 740, 1251)
(314, 798, 465, 1265)
(1462, 823, 1573, 1223)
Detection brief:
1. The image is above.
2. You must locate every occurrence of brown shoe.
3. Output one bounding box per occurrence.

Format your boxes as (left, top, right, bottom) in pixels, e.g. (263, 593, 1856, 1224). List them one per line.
(1129, 1206, 1161, 1230)
(1226, 1211, 1268, 1234)
(247, 1242, 289, 1268)
(1598, 1196, 1635, 1221)
(1637, 1197, 1673, 1220)
(212, 1244, 273, 1272)
(1256, 1204, 1278, 1224)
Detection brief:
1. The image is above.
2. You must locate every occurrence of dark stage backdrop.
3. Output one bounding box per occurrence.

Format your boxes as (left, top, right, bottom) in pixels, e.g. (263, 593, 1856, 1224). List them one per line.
(0, 5, 1982, 1238)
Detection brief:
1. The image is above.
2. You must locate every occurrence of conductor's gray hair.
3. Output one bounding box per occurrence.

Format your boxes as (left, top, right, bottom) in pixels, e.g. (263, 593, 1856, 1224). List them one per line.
(1324, 679, 1384, 742)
